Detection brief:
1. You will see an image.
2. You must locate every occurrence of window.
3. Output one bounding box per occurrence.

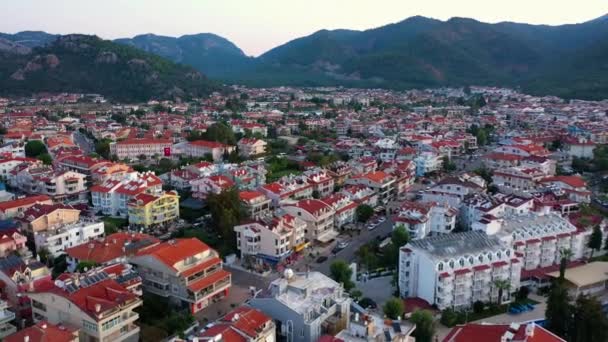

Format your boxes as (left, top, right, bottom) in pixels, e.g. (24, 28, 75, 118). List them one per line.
(102, 316, 122, 331)
(438, 262, 444, 271)
(83, 320, 98, 332)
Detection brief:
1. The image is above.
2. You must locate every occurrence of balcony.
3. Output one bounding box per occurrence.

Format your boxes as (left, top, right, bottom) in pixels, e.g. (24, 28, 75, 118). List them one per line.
(102, 323, 140, 342)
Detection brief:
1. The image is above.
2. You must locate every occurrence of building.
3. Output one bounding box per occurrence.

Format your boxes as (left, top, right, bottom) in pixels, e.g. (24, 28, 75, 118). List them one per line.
(239, 191, 272, 219)
(420, 175, 485, 208)
(127, 191, 180, 228)
(399, 231, 520, 310)
(110, 138, 172, 160)
(191, 175, 235, 200)
(234, 214, 307, 263)
(237, 138, 267, 158)
(413, 152, 443, 176)
(198, 306, 275, 342)
(261, 176, 313, 207)
(563, 137, 596, 159)
(443, 322, 565, 342)
(0, 231, 29, 258)
(32, 218, 105, 258)
(0, 157, 41, 181)
(336, 313, 415, 342)
(249, 270, 351, 342)
(8, 166, 87, 202)
(0, 300, 17, 339)
(321, 193, 358, 228)
(392, 201, 457, 239)
(4, 320, 78, 342)
(65, 233, 160, 272)
(327, 161, 352, 187)
(493, 167, 546, 194)
(90, 172, 163, 217)
(539, 175, 591, 203)
(28, 271, 142, 342)
(282, 199, 338, 243)
(129, 238, 231, 314)
(183, 140, 235, 161)
(346, 171, 396, 205)
(546, 262, 608, 298)
(304, 168, 335, 198)
(341, 185, 378, 207)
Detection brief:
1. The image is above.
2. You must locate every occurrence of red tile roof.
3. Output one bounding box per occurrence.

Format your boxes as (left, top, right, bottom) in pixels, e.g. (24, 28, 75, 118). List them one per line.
(443, 323, 565, 342)
(239, 190, 265, 202)
(0, 195, 52, 212)
(222, 306, 271, 338)
(189, 140, 228, 148)
(4, 321, 77, 342)
(136, 238, 211, 270)
(66, 233, 159, 264)
(187, 269, 230, 292)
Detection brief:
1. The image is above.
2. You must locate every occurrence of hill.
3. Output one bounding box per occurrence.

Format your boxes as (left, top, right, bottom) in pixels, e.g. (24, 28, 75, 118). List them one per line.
(0, 34, 220, 102)
(115, 33, 253, 78)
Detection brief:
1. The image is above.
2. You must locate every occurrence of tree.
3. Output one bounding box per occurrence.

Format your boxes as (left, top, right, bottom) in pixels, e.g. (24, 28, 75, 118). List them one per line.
(442, 156, 456, 172)
(440, 308, 459, 327)
(492, 279, 510, 304)
(329, 260, 354, 291)
(473, 300, 485, 314)
(588, 225, 602, 259)
(391, 225, 410, 248)
(559, 248, 573, 280)
(203, 122, 237, 145)
(410, 310, 436, 342)
(37, 153, 52, 165)
(603, 234, 608, 252)
(37, 247, 51, 265)
(545, 281, 573, 340)
(95, 139, 112, 159)
(207, 187, 243, 251)
(356, 204, 374, 222)
(25, 140, 47, 158)
(76, 261, 98, 272)
(382, 297, 405, 320)
(571, 295, 608, 342)
(349, 289, 363, 301)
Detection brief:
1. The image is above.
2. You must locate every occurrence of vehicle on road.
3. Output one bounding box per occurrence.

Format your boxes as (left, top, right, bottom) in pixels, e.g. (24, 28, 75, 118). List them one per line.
(377, 217, 386, 223)
(367, 224, 376, 231)
(337, 241, 350, 249)
(316, 256, 328, 263)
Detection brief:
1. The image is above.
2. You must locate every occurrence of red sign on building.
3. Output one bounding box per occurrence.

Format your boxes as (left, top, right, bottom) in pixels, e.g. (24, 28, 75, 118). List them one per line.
(164, 147, 171, 157)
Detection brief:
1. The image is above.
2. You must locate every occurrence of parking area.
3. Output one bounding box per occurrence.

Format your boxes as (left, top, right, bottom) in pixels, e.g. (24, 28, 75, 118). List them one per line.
(356, 275, 395, 307)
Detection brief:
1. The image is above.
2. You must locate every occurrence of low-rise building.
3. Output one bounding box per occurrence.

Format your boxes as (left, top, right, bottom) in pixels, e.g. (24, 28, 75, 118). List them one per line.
(304, 168, 335, 198)
(443, 322, 565, 342)
(282, 199, 338, 243)
(249, 270, 351, 342)
(90, 172, 163, 217)
(539, 175, 591, 203)
(183, 140, 235, 161)
(321, 193, 357, 228)
(420, 175, 485, 208)
(127, 191, 180, 228)
(0, 300, 17, 339)
(392, 201, 457, 239)
(28, 271, 142, 342)
(110, 138, 172, 161)
(130, 238, 231, 314)
(237, 138, 267, 158)
(239, 191, 272, 219)
(413, 152, 443, 176)
(346, 171, 396, 205)
(198, 306, 275, 342)
(261, 176, 313, 207)
(399, 231, 520, 310)
(191, 175, 234, 200)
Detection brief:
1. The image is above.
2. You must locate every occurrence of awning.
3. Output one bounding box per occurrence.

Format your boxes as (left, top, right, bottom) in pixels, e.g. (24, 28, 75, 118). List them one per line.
(316, 230, 339, 243)
(293, 242, 310, 252)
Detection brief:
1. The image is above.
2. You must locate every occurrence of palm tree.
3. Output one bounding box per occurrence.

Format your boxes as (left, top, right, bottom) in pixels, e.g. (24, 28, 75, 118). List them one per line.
(493, 279, 511, 305)
(559, 248, 573, 281)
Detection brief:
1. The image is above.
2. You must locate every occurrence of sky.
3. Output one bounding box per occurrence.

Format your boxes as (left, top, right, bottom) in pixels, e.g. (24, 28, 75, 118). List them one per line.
(2, 0, 608, 56)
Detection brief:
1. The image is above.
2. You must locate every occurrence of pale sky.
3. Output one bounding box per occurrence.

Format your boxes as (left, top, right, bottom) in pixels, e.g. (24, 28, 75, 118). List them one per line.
(2, 0, 607, 56)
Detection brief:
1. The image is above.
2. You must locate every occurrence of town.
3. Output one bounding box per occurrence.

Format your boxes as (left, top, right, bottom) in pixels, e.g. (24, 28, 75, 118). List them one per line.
(0, 85, 605, 342)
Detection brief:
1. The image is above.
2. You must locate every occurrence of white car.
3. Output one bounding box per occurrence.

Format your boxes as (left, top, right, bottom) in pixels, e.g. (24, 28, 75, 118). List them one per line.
(337, 241, 350, 249)
(378, 217, 386, 223)
(367, 224, 376, 231)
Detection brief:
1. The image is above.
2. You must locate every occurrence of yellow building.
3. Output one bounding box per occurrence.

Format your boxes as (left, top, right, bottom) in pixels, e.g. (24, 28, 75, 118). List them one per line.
(127, 191, 179, 228)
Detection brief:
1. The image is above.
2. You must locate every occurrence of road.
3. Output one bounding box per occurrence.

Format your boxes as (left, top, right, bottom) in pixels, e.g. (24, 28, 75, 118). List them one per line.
(73, 131, 95, 155)
(313, 219, 395, 275)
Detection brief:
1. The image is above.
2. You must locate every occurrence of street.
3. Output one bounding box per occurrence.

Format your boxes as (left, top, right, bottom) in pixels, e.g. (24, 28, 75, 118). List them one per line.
(73, 131, 95, 154)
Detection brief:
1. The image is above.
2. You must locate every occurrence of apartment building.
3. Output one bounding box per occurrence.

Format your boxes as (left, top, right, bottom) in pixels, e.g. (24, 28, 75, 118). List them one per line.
(237, 138, 267, 158)
(65, 233, 160, 272)
(0, 232, 29, 258)
(8, 166, 87, 202)
(0, 255, 52, 323)
(282, 199, 338, 243)
(492, 167, 546, 193)
(0, 157, 41, 181)
(460, 193, 534, 230)
(182, 140, 235, 161)
(420, 175, 485, 208)
(127, 191, 180, 228)
(443, 322, 565, 342)
(222, 162, 267, 190)
(129, 238, 231, 314)
(392, 201, 457, 239)
(303, 168, 335, 198)
(473, 212, 587, 270)
(261, 176, 313, 207)
(482, 153, 523, 170)
(380, 160, 416, 197)
(493, 144, 551, 158)
(341, 184, 379, 207)
(55, 155, 110, 178)
(239, 190, 272, 219)
(413, 152, 443, 176)
(327, 161, 353, 186)
(320, 193, 357, 228)
(346, 171, 396, 205)
(198, 306, 275, 342)
(90, 172, 163, 217)
(191, 175, 235, 200)
(90, 162, 132, 185)
(539, 175, 592, 203)
(28, 271, 142, 342)
(399, 231, 520, 310)
(249, 270, 351, 342)
(4, 320, 78, 342)
(0, 300, 17, 339)
(110, 138, 172, 160)
(234, 214, 307, 263)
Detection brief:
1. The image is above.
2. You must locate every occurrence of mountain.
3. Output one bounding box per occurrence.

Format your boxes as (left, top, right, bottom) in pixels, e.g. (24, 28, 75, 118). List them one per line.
(115, 33, 252, 78)
(0, 31, 58, 48)
(0, 34, 220, 101)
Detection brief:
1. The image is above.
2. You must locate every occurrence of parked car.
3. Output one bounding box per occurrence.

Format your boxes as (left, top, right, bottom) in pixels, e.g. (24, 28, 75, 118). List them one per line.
(367, 224, 376, 231)
(337, 241, 350, 249)
(316, 256, 328, 263)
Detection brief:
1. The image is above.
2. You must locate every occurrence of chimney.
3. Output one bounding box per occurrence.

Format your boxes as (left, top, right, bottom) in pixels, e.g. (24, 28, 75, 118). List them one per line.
(41, 323, 47, 329)
(525, 323, 535, 337)
(95, 304, 101, 313)
(24, 336, 29, 342)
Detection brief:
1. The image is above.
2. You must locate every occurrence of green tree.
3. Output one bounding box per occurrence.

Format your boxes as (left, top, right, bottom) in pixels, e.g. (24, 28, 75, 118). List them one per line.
(37, 153, 53, 165)
(588, 225, 602, 259)
(37, 247, 51, 265)
(95, 139, 112, 159)
(571, 295, 608, 342)
(492, 279, 510, 304)
(350, 289, 363, 301)
(25, 140, 47, 157)
(382, 297, 405, 320)
(410, 310, 436, 342)
(329, 260, 355, 291)
(356, 204, 374, 222)
(207, 187, 243, 251)
(442, 156, 456, 172)
(76, 261, 98, 272)
(203, 122, 237, 145)
(440, 308, 460, 327)
(546, 281, 573, 339)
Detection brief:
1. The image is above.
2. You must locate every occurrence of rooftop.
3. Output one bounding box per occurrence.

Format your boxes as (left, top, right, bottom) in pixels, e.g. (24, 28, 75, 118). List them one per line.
(407, 231, 503, 259)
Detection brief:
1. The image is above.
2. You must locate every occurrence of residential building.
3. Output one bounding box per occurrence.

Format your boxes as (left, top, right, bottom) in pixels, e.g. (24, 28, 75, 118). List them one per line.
(413, 152, 443, 176)
(0, 300, 17, 339)
(28, 271, 142, 342)
(399, 231, 520, 310)
(420, 175, 485, 208)
(0, 232, 29, 258)
(198, 306, 275, 342)
(346, 171, 396, 205)
(282, 199, 338, 243)
(130, 238, 231, 314)
(65, 233, 160, 272)
(0, 157, 41, 181)
(261, 176, 313, 207)
(493, 167, 546, 194)
(392, 201, 457, 239)
(341, 184, 378, 207)
(237, 138, 267, 158)
(4, 320, 78, 342)
(381, 160, 416, 198)
(493, 144, 551, 158)
(110, 138, 172, 160)
(191, 175, 234, 200)
(335, 313, 415, 342)
(320, 193, 357, 228)
(34, 220, 105, 258)
(539, 175, 592, 203)
(304, 168, 335, 198)
(182, 140, 235, 161)
(90, 172, 163, 217)
(127, 191, 180, 228)
(443, 322, 565, 342)
(234, 214, 307, 263)
(239, 191, 272, 219)
(8, 166, 87, 202)
(249, 270, 351, 342)
(562, 137, 596, 159)
(546, 262, 608, 298)
(327, 161, 352, 187)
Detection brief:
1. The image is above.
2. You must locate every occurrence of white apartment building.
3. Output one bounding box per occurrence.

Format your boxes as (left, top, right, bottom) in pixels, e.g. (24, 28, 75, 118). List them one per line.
(33, 220, 105, 257)
(492, 167, 546, 194)
(282, 199, 338, 243)
(320, 193, 357, 228)
(90, 172, 163, 217)
(234, 214, 307, 262)
(473, 212, 588, 270)
(392, 201, 457, 239)
(304, 168, 335, 198)
(399, 231, 520, 310)
(110, 138, 172, 160)
(261, 176, 313, 207)
(345, 171, 396, 205)
(413, 152, 443, 176)
(237, 138, 267, 158)
(460, 193, 534, 230)
(420, 175, 485, 208)
(0, 300, 17, 339)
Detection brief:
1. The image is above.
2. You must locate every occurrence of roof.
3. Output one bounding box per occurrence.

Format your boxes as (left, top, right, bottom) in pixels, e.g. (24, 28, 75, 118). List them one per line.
(406, 231, 503, 259)
(65, 233, 159, 264)
(0, 195, 52, 212)
(443, 323, 565, 342)
(187, 269, 230, 292)
(221, 306, 271, 338)
(540, 175, 587, 188)
(546, 262, 608, 288)
(199, 323, 246, 342)
(239, 190, 265, 202)
(289, 199, 333, 217)
(189, 140, 228, 148)
(135, 238, 210, 270)
(4, 321, 77, 342)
